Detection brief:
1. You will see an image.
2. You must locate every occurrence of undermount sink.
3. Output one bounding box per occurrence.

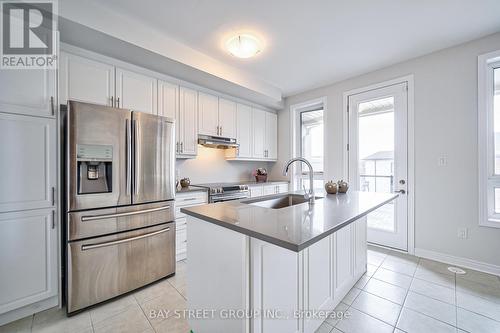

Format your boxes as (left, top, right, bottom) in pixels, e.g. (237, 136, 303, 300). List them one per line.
(242, 194, 322, 209)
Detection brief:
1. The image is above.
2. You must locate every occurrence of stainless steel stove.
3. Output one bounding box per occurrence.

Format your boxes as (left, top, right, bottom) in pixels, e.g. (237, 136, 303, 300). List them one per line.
(194, 182, 250, 203)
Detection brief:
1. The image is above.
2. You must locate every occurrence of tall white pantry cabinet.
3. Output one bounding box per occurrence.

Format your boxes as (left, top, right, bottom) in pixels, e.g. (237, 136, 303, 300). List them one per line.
(0, 67, 59, 325)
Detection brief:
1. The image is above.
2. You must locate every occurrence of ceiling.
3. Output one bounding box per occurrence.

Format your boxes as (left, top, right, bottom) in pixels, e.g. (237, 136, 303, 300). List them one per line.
(64, 0, 500, 97)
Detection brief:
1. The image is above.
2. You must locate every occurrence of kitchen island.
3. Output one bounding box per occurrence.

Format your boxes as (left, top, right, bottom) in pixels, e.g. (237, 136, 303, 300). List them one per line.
(181, 190, 397, 333)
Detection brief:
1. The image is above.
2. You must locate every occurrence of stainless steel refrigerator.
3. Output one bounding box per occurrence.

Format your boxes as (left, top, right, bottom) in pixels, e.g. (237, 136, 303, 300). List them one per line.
(65, 101, 176, 314)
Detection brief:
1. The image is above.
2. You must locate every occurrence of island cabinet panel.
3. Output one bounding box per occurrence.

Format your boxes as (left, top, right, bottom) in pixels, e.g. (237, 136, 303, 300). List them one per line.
(250, 239, 301, 333)
(302, 236, 334, 333)
(187, 217, 249, 333)
(354, 217, 368, 278)
(186, 214, 368, 333)
(332, 225, 355, 303)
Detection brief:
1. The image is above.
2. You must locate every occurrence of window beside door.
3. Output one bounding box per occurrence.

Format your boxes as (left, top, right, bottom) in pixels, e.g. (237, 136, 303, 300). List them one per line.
(299, 109, 324, 190)
(479, 51, 500, 228)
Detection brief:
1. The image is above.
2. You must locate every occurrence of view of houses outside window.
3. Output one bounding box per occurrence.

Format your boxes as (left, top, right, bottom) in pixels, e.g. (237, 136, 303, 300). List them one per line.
(358, 97, 395, 232)
(300, 109, 324, 190)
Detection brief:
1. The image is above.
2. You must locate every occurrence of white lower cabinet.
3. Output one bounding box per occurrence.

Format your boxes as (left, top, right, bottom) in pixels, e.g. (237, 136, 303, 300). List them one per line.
(174, 191, 208, 261)
(262, 185, 277, 196)
(0, 209, 58, 318)
(249, 183, 289, 198)
(187, 216, 367, 333)
(249, 185, 264, 198)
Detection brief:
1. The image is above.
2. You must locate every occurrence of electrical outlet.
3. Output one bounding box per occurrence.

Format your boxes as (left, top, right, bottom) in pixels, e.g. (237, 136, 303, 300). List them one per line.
(457, 227, 468, 239)
(438, 156, 448, 167)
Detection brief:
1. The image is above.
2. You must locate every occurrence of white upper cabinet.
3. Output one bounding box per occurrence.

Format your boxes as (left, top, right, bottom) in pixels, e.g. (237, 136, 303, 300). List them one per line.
(235, 103, 252, 158)
(116, 68, 157, 114)
(60, 47, 277, 161)
(0, 208, 58, 314)
(60, 52, 115, 107)
(179, 87, 198, 156)
(158, 80, 180, 154)
(0, 113, 56, 213)
(265, 112, 278, 160)
(158, 80, 179, 120)
(198, 92, 219, 136)
(218, 98, 237, 138)
(252, 108, 266, 159)
(0, 67, 55, 118)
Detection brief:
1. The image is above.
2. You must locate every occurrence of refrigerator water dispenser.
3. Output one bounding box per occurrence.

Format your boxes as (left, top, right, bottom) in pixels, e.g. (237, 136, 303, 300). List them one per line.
(76, 144, 113, 194)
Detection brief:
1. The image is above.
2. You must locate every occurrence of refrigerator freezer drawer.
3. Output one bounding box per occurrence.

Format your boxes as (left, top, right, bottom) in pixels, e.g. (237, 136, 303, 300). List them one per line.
(67, 223, 175, 314)
(67, 201, 175, 241)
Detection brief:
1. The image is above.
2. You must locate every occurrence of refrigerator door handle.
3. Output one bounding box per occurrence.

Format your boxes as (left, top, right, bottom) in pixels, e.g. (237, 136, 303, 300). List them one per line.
(80, 205, 171, 222)
(133, 118, 140, 195)
(126, 119, 131, 195)
(81, 227, 170, 251)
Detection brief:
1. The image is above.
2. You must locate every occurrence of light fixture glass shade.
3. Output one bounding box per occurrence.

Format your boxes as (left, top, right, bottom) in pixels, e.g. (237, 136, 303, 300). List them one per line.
(225, 34, 261, 58)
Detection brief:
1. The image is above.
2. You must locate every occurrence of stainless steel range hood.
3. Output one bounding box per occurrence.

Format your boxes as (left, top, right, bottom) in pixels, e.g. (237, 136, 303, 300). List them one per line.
(198, 135, 238, 149)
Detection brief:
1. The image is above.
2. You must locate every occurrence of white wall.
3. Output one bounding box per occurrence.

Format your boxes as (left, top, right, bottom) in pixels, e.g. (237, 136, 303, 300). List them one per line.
(176, 146, 269, 184)
(270, 32, 500, 267)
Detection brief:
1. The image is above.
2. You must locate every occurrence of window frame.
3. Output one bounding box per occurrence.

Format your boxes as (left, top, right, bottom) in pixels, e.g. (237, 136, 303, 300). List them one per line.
(289, 98, 326, 191)
(478, 50, 500, 228)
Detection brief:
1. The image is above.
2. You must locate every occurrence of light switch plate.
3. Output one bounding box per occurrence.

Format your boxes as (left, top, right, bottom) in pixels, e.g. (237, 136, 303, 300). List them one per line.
(457, 227, 468, 239)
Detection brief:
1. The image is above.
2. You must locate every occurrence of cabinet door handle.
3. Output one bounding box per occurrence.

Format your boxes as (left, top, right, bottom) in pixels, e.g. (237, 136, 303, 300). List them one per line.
(220, 126, 222, 136)
(51, 211, 55, 229)
(117, 97, 120, 108)
(51, 187, 55, 206)
(50, 96, 55, 116)
(180, 142, 183, 153)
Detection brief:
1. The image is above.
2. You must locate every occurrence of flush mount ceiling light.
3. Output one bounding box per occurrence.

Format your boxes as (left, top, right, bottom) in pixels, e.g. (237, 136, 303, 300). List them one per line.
(225, 34, 261, 59)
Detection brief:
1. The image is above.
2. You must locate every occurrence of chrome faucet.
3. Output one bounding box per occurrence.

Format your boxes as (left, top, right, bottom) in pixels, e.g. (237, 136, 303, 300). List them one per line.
(282, 157, 315, 204)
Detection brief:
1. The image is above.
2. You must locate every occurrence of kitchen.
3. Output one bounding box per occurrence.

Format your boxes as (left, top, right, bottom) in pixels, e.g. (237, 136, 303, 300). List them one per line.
(1, 1, 500, 333)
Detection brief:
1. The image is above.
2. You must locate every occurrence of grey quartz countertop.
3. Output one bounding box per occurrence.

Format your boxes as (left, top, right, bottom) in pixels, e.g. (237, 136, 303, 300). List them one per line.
(181, 190, 397, 252)
(176, 186, 207, 194)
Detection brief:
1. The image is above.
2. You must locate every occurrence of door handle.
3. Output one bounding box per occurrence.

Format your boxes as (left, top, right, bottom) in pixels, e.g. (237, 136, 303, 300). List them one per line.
(81, 205, 171, 222)
(394, 189, 406, 195)
(125, 119, 131, 195)
(50, 96, 55, 116)
(133, 119, 140, 195)
(81, 227, 170, 251)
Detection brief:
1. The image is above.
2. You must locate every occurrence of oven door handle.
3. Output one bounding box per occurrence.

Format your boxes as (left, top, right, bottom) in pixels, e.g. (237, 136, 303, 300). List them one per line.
(81, 205, 171, 222)
(211, 194, 249, 202)
(81, 227, 170, 251)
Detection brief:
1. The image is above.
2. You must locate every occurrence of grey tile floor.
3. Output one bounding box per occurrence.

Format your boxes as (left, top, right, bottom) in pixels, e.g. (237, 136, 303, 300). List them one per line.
(2, 246, 500, 333)
(0, 260, 189, 333)
(316, 246, 500, 333)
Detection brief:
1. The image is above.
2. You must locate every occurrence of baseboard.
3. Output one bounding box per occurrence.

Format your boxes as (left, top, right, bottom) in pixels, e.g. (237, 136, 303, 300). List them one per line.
(414, 248, 500, 276)
(0, 296, 59, 326)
